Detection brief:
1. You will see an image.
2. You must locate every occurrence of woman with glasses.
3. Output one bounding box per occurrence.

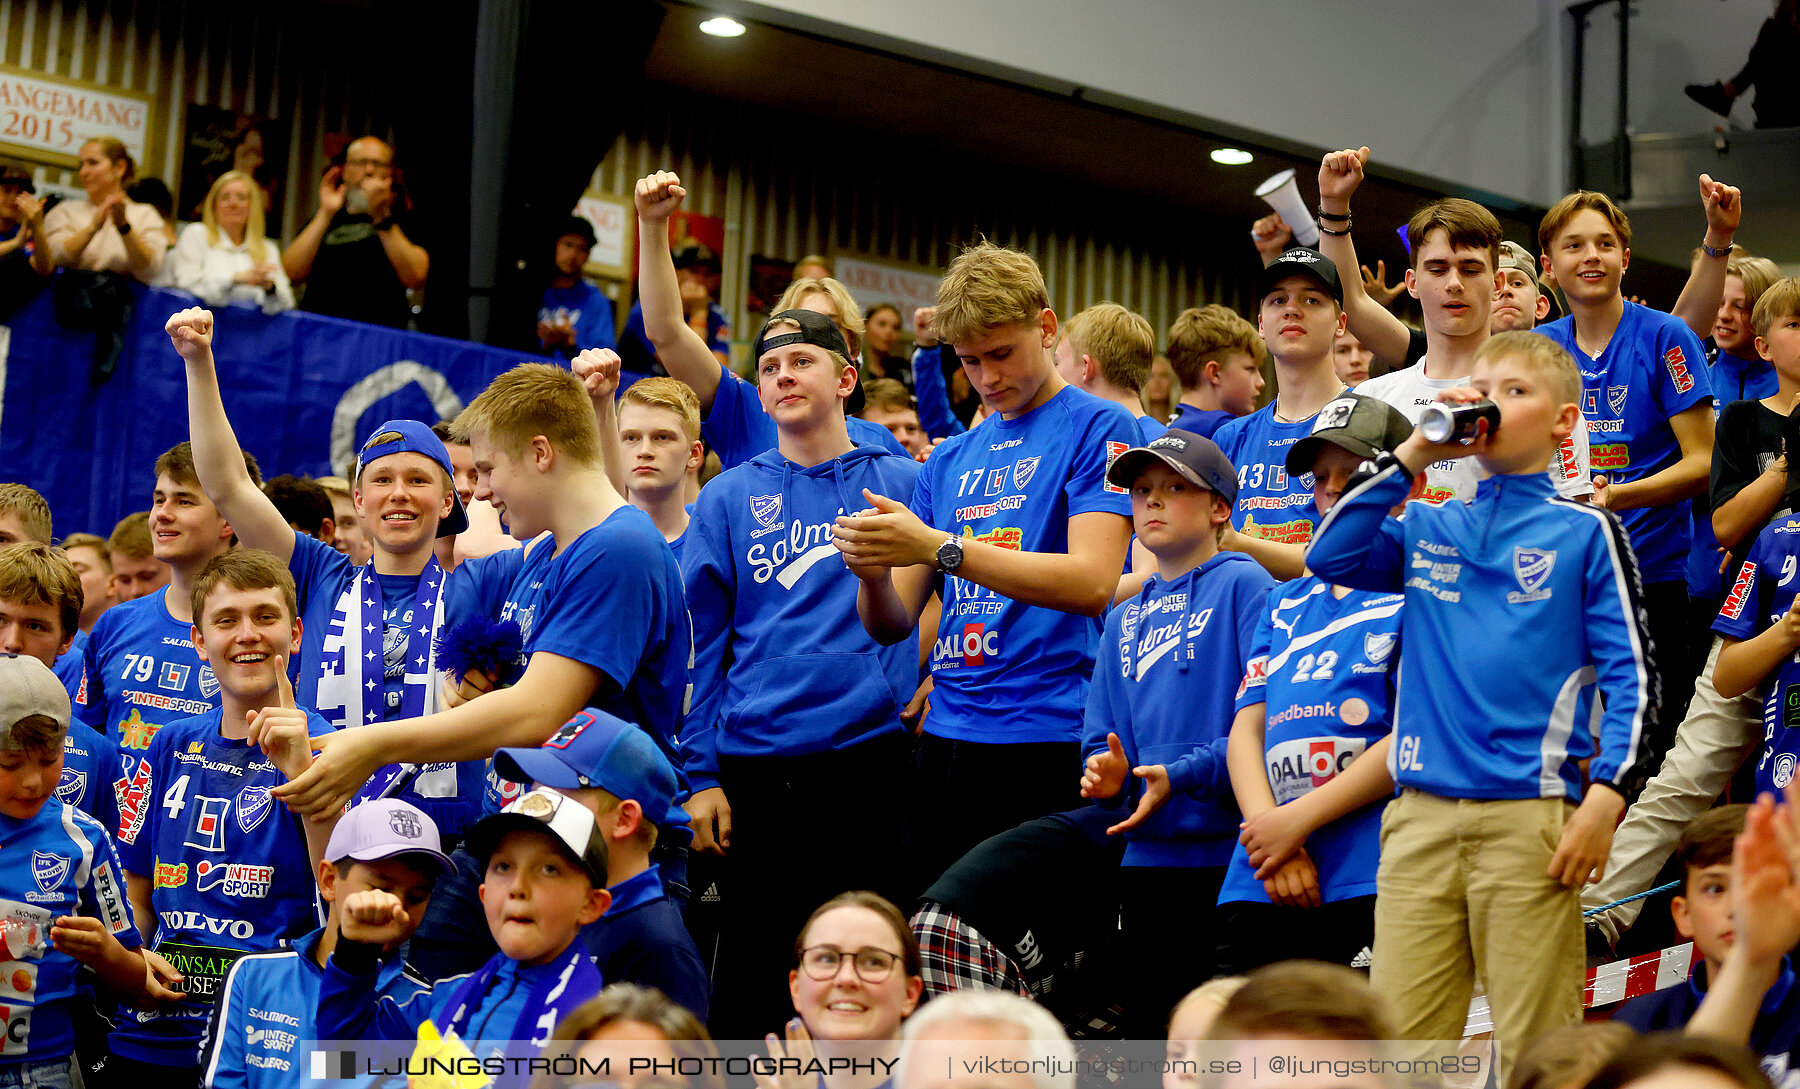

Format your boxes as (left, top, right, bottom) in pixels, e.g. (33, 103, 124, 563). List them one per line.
(759, 892, 925, 1089)
(166, 170, 294, 314)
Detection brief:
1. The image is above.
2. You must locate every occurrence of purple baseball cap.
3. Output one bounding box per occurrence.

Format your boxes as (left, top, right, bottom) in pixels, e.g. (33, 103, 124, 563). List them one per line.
(325, 798, 454, 875)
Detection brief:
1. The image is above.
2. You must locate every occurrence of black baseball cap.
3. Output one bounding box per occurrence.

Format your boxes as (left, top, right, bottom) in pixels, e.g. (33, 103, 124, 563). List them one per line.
(555, 215, 596, 249)
(0, 168, 33, 194)
(753, 308, 852, 362)
(1105, 429, 1238, 504)
(1258, 246, 1343, 305)
(1285, 393, 1415, 476)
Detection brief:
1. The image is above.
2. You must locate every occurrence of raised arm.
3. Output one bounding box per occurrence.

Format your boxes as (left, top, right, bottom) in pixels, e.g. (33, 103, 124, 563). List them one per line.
(169, 307, 297, 562)
(1317, 147, 1414, 364)
(281, 168, 346, 284)
(1667, 174, 1742, 341)
(573, 348, 630, 497)
(636, 171, 726, 411)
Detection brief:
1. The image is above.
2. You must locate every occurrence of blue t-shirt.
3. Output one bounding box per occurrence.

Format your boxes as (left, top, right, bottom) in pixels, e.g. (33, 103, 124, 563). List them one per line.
(911, 385, 1137, 744)
(376, 572, 417, 713)
(0, 801, 140, 1063)
(1715, 514, 1800, 795)
(1081, 553, 1275, 867)
(667, 503, 697, 566)
(538, 281, 616, 359)
(1540, 302, 1715, 584)
(488, 507, 691, 810)
(703, 363, 907, 469)
(75, 591, 218, 756)
(1165, 404, 1234, 441)
(112, 707, 336, 1065)
(1219, 578, 1402, 906)
(62, 720, 124, 833)
(1214, 402, 1334, 545)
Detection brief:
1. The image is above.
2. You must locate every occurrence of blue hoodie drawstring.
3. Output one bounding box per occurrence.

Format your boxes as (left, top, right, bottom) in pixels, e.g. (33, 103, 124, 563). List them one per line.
(1178, 566, 1199, 672)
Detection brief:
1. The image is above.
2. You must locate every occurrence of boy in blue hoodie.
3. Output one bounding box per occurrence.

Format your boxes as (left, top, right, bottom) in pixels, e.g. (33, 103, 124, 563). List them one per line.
(1077, 428, 1276, 1035)
(200, 798, 452, 1089)
(1307, 331, 1658, 1083)
(316, 787, 610, 1067)
(682, 306, 920, 1036)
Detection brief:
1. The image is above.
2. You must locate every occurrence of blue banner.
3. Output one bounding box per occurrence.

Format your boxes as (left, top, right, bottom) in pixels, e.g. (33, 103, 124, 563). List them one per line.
(1, 284, 539, 540)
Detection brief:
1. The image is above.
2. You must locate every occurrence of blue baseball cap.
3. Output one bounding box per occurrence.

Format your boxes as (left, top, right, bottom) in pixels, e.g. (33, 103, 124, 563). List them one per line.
(352, 419, 470, 538)
(494, 709, 689, 829)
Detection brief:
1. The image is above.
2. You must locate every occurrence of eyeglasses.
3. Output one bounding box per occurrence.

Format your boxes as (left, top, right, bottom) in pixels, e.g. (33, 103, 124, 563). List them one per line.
(346, 156, 393, 177)
(799, 945, 902, 983)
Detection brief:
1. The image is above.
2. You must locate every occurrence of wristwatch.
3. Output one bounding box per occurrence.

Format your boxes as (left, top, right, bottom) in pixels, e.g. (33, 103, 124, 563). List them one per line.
(372, 218, 396, 233)
(1702, 240, 1735, 259)
(935, 535, 965, 575)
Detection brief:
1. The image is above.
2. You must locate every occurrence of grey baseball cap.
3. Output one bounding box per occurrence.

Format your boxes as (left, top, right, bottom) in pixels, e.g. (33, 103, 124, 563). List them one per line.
(1285, 393, 1416, 476)
(0, 653, 70, 749)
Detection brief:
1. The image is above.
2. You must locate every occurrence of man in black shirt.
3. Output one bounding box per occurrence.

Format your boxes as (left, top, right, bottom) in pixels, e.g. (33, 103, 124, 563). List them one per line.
(283, 136, 428, 328)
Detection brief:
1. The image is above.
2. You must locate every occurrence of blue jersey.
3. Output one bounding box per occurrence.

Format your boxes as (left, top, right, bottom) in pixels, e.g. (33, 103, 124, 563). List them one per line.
(1688, 350, 1780, 599)
(1219, 578, 1402, 906)
(667, 503, 697, 567)
(1540, 302, 1714, 583)
(491, 507, 691, 810)
(538, 281, 617, 359)
(52, 629, 85, 697)
(682, 446, 921, 791)
(74, 592, 218, 755)
(201, 928, 429, 1089)
(1715, 514, 1800, 796)
(1165, 404, 1233, 441)
(703, 363, 906, 470)
(112, 708, 336, 1065)
(61, 720, 123, 833)
(1081, 552, 1274, 867)
(1309, 464, 1657, 801)
(911, 386, 1137, 744)
(1214, 402, 1335, 545)
(0, 801, 139, 1063)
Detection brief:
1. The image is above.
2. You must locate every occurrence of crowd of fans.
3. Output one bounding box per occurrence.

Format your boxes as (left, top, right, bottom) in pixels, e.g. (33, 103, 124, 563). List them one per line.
(8, 130, 1800, 1089)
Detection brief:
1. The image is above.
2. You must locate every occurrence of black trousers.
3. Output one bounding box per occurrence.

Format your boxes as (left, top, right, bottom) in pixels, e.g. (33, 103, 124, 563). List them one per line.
(703, 731, 913, 1040)
(1119, 865, 1227, 1038)
(907, 733, 1082, 896)
(1214, 894, 1378, 978)
(1645, 580, 1701, 768)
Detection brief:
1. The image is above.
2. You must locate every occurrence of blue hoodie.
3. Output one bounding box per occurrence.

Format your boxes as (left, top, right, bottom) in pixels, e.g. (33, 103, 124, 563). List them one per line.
(1081, 551, 1274, 868)
(681, 443, 921, 792)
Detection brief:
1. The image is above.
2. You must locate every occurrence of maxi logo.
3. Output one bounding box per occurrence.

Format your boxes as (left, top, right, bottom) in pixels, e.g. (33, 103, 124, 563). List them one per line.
(1722, 561, 1759, 621)
(1104, 441, 1129, 494)
(185, 796, 231, 853)
(1664, 347, 1694, 394)
(747, 518, 841, 589)
(117, 757, 153, 844)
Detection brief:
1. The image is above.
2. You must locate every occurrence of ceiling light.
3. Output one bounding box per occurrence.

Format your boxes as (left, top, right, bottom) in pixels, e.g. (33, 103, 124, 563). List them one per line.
(1211, 148, 1254, 166)
(700, 16, 746, 37)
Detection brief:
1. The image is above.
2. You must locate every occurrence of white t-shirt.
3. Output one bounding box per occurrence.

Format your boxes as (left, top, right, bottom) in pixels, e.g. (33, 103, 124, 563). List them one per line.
(1356, 364, 1593, 504)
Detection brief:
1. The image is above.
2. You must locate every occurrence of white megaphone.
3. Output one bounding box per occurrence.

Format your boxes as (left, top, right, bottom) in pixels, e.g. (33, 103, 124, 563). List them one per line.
(1254, 169, 1320, 247)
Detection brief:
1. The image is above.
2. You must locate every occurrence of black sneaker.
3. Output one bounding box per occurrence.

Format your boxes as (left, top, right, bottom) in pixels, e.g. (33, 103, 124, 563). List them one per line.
(1686, 81, 1735, 118)
(1585, 918, 1618, 968)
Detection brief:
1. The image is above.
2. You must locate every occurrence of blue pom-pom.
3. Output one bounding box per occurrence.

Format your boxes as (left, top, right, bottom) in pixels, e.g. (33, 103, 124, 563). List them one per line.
(434, 616, 523, 679)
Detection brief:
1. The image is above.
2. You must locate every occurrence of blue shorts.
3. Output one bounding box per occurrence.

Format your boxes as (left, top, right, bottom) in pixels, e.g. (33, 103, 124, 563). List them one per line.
(0, 1058, 71, 1089)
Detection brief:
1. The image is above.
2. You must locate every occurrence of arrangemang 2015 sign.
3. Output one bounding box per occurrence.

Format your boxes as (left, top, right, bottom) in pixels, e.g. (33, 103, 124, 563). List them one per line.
(0, 64, 152, 167)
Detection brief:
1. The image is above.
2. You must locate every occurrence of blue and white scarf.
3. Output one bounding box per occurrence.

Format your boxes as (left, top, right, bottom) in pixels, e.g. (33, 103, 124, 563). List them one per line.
(316, 557, 456, 799)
